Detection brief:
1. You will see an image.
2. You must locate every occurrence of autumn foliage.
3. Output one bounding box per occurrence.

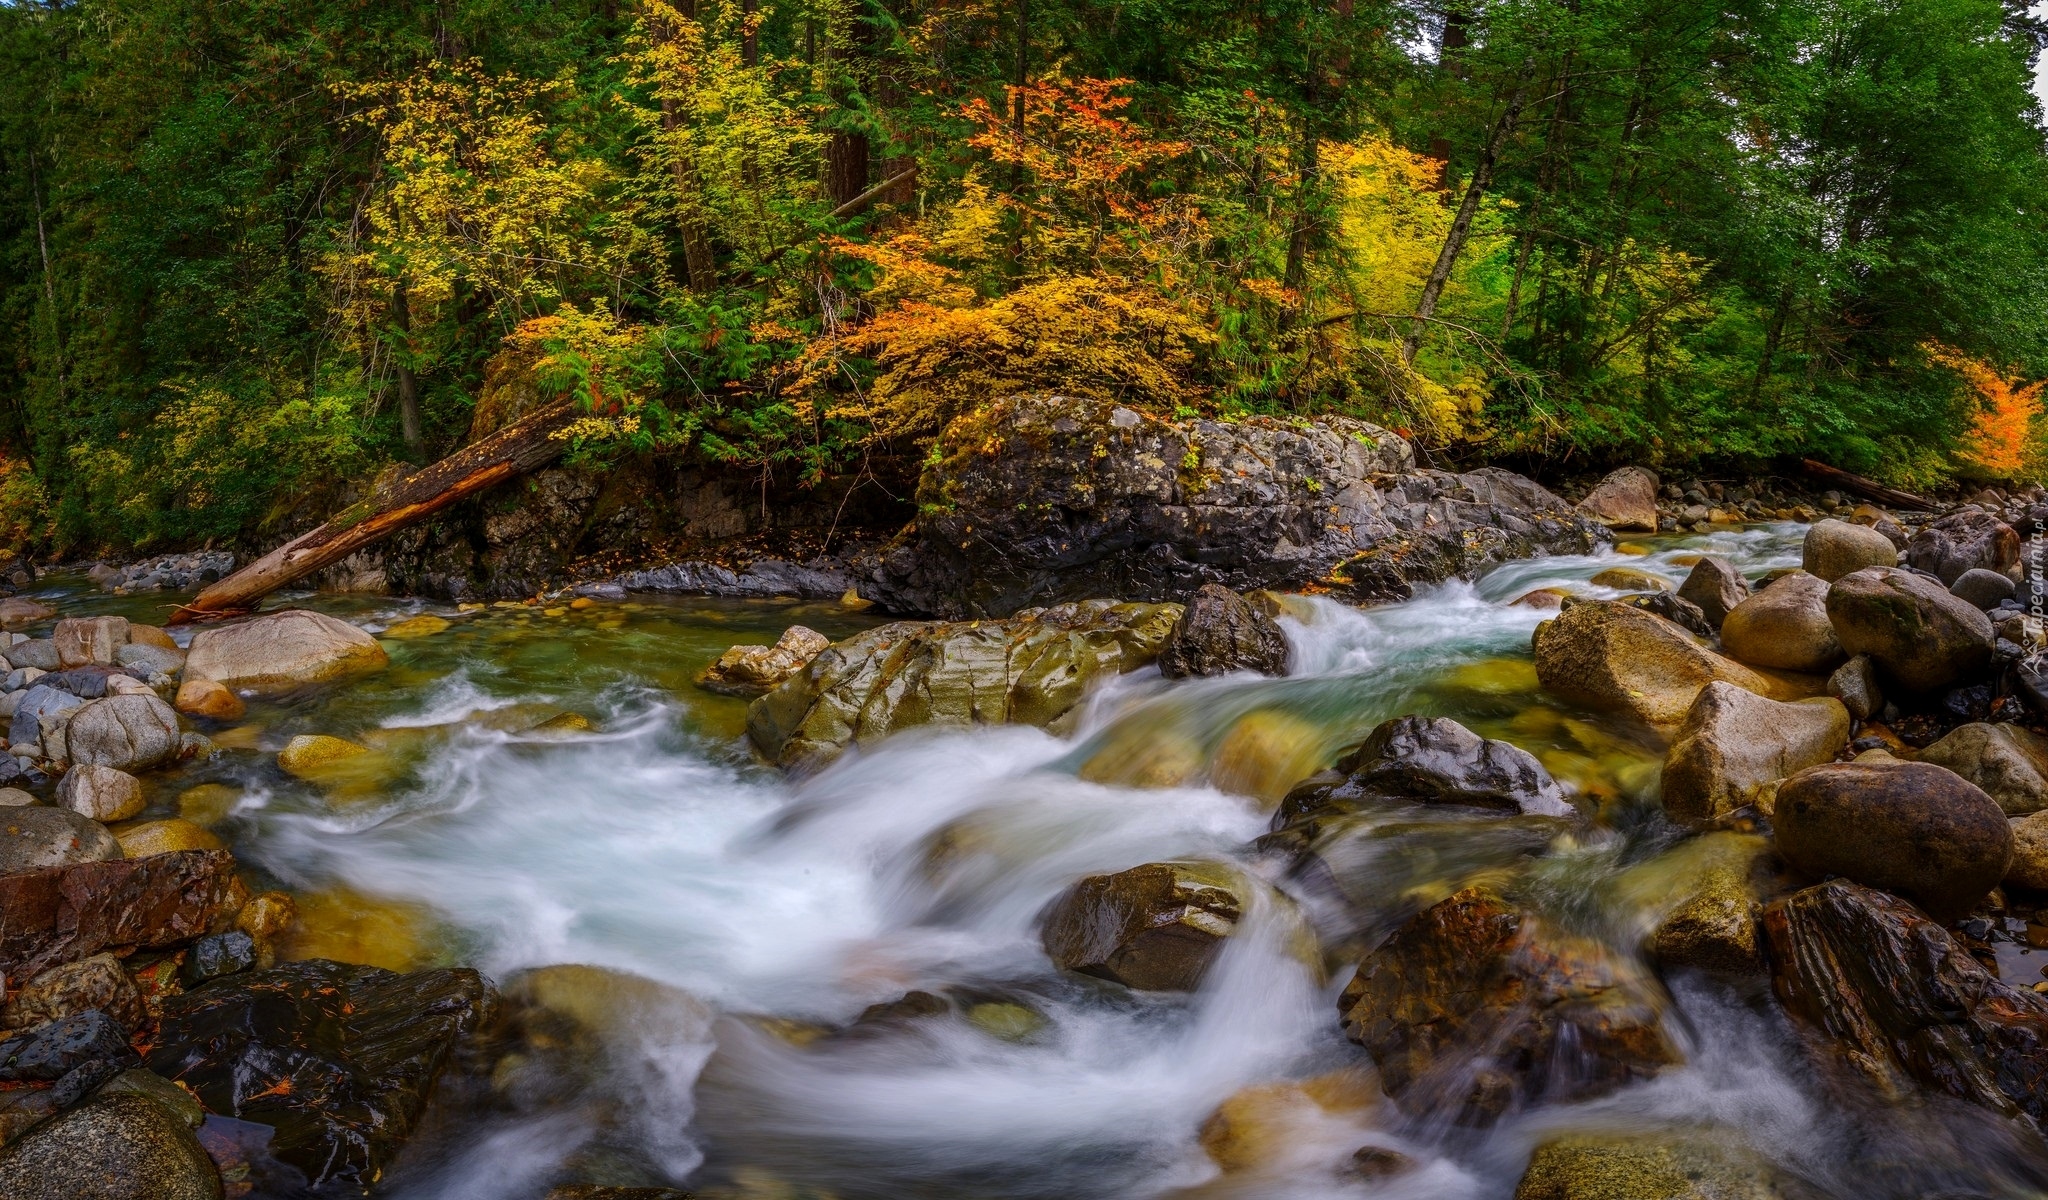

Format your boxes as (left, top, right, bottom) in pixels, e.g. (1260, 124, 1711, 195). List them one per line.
(1929, 345, 2047, 480)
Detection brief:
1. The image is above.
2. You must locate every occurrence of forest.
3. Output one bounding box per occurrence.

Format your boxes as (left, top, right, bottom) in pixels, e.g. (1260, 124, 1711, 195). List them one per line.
(2, 0, 2046, 555)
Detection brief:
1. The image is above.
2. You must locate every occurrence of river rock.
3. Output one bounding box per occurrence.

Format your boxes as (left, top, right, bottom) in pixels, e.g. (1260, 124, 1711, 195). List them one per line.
(1040, 861, 1248, 991)
(113, 819, 223, 858)
(0, 806, 121, 876)
(1646, 833, 1771, 974)
(1772, 761, 2012, 922)
(2007, 811, 2048, 891)
(52, 616, 129, 669)
(7, 684, 82, 754)
(1338, 886, 1678, 1124)
(1576, 467, 1661, 532)
(56, 764, 145, 822)
(0, 597, 53, 629)
(172, 678, 243, 721)
(1588, 565, 1668, 592)
(1325, 715, 1573, 817)
(1513, 1131, 1783, 1200)
(696, 625, 831, 697)
(145, 959, 495, 1193)
(863, 395, 1602, 616)
(1906, 510, 2022, 584)
(1849, 504, 1910, 548)
(0, 850, 243, 981)
(184, 609, 388, 694)
(1826, 567, 1994, 693)
(276, 733, 369, 777)
(1532, 601, 1778, 727)
(1660, 684, 1849, 826)
(0, 1092, 221, 1200)
(113, 642, 183, 676)
(1952, 567, 2017, 610)
(0, 1008, 135, 1083)
(1825, 654, 1882, 720)
(1718, 571, 1843, 673)
(1, 953, 146, 1033)
(3, 638, 57, 671)
(747, 600, 1181, 769)
(1916, 723, 2048, 816)
(1676, 557, 1749, 629)
(1802, 518, 1898, 582)
(1157, 584, 1291, 678)
(1615, 591, 1715, 639)
(1763, 878, 2048, 1123)
(64, 694, 180, 772)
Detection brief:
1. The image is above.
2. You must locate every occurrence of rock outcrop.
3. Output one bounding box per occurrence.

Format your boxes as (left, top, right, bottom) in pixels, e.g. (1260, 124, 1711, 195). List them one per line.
(746, 600, 1181, 769)
(864, 395, 1604, 617)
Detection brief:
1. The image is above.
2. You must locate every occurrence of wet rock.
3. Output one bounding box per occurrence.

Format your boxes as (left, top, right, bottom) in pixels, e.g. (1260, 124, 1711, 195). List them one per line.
(172, 678, 243, 722)
(1532, 601, 1777, 728)
(1329, 715, 1572, 817)
(8, 684, 82, 754)
(1157, 584, 1291, 678)
(114, 643, 183, 676)
(1338, 886, 1678, 1124)
(0, 1009, 135, 1082)
(0, 850, 243, 982)
(0, 806, 121, 876)
(1660, 683, 1849, 826)
(1826, 567, 1994, 694)
(1588, 565, 1669, 592)
(64, 694, 181, 772)
(1513, 1130, 1783, 1200)
(1576, 467, 1661, 533)
(1773, 761, 2012, 922)
(1916, 722, 2048, 816)
(276, 733, 370, 778)
(1802, 518, 1898, 583)
(1513, 587, 1570, 610)
(1676, 557, 1749, 629)
(1208, 709, 1328, 804)
(1, 953, 146, 1034)
(1954, 567, 2018, 610)
(380, 613, 451, 639)
(2006, 811, 2048, 891)
(746, 600, 1181, 770)
(695, 625, 831, 697)
(0, 597, 54, 629)
(544, 1188, 692, 1200)
(865, 395, 1600, 616)
(1040, 861, 1255, 991)
(145, 958, 495, 1193)
(1615, 591, 1716, 639)
(1196, 1069, 1380, 1174)
(181, 931, 255, 985)
(1763, 878, 2048, 1122)
(183, 609, 388, 694)
(1906, 510, 2021, 584)
(2, 638, 58, 671)
(1826, 654, 1882, 720)
(1646, 833, 1771, 974)
(1718, 572, 1843, 674)
(113, 819, 223, 858)
(1848, 504, 1910, 549)
(53, 617, 129, 669)
(0, 1092, 221, 1200)
(56, 764, 145, 823)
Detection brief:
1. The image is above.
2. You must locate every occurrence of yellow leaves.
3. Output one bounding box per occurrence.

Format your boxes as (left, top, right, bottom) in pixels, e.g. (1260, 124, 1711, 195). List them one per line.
(510, 302, 651, 419)
(0, 454, 50, 552)
(806, 276, 1214, 440)
(1926, 343, 2046, 479)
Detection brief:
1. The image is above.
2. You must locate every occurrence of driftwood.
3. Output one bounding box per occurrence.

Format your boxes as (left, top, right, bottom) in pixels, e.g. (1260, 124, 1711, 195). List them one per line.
(169, 398, 580, 623)
(1799, 458, 1935, 512)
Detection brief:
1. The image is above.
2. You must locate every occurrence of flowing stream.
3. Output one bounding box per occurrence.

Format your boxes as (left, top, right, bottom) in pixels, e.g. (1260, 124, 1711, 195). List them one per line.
(39, 525, 2048, 1198)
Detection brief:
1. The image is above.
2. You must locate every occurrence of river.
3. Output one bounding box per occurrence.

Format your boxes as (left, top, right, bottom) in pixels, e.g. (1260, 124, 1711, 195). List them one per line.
(37, 524, 2048, 1198)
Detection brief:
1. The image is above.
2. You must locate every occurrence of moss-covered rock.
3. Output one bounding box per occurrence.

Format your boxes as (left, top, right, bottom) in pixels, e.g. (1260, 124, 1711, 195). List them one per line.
(1514, 1130, 1783, 1200)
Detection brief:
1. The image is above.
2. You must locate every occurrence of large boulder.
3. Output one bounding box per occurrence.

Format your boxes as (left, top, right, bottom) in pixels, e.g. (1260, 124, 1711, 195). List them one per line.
(1157, 584, 1291, 678)
(7, 684, 83, 755)
(1, 953, 147, 1033)
(1660, 683, 1849, 826)
(1763, 879, 2048, 1123)
(62, 694, 180, 772)
(1514, 1131, 1784, 1200)
(146, 959, 495, 1194)
(1576, 467, 1660, 533)
(1532, 601, 1779, 728)
(1316, 715, 1573, 817)
(0, 597, 54, 629)
(183, 609, 388, 694)
(56, 764, 146, 822)
(2008, 811, 2048, 891)
(1718, 571, 1843, 673)
(1772, 761, 2012, 922)
(1917, 723, 2048, 816)
(747, 600, 1181, 769)
(1040, 861, 1254, 991)
(1802, 518, 1897, 583)
(1338, 887, 1679, 1125)
(863, 395, 1602, 617)
(695, 626, 831, 697)
(1906, 510, 2021, 584)
(1646, 833, 1771, 974)
(1825, 654, 1882, 720)
(0, 1092, 221, 1200)
(52, 616, 130, 669)
(0, 806, 121, 876)
(0, 851, 244, 982)
(1675, 557, 1748, 629)
(1825, 566, 1994, 694)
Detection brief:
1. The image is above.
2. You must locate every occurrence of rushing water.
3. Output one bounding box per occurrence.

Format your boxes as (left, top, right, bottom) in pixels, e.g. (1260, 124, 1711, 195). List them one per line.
(31, 526, 2048, 1198)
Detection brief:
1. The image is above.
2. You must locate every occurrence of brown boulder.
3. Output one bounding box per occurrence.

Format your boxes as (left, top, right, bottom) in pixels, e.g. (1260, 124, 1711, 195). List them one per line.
(1825, 566, 1994, 694)
(1660, 683, 1849, 826)
(1576, 467, 1660, 533)
(1157, 584, 1291, 678)
(1041, 861, 1255, 991)
(172, 678, 244, 721)
(0, 597, 54, 630)
(0, 850, 244, 982)
(1772, 761, 2012, 922)
(695, 625, 831, 697)
(1717, 571, 1843, 673)
(1675, 556, 1749, 629)
(1801, 518, 1898, 583)
(1532, 601, 1779, 728)
(1905, 510, 2021, 584)
(0, 952, 146, 1033)
(1338, 886, 1678, 1125)
(1915, 722, 2048, 816)
(52, 616, 130, 668)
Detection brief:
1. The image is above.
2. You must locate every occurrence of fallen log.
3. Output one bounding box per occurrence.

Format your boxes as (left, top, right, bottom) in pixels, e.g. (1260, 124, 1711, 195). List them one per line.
(169, 398, 580, 623)
(1799, 458, 1936, 512)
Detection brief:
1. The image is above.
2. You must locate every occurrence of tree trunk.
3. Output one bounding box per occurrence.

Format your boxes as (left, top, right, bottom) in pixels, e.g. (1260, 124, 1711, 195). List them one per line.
(1799, 458, 1934, 512)
(392, 282, 425, 458)
(1401, 66, 1532, 367)
(169, 399, 580, 623)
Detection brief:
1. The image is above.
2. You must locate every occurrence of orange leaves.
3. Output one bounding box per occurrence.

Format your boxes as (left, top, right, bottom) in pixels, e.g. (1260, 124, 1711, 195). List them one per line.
(964, 78, 1188, 222)
(1927, 344, 2045, 480)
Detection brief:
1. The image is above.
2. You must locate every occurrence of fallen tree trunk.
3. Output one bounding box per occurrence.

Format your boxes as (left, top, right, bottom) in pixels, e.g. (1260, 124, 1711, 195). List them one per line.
(1799, 458, 1936, 513)
(170, 398, 580, 623)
